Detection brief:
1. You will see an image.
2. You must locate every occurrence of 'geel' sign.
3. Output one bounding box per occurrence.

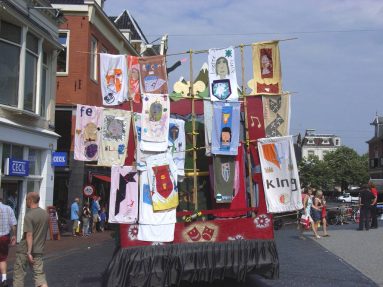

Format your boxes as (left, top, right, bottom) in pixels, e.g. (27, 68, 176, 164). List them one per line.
(4, 158, 29, 176)
(52, 152, 67, 167)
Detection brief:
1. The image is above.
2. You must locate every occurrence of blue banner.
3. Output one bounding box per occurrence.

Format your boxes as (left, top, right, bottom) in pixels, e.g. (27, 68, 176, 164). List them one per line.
(52, 152, 67, 167)
(6, 159, 29, 176)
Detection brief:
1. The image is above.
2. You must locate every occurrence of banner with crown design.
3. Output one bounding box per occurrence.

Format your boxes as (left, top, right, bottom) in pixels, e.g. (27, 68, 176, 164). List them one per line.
(257, 136, 303, 213)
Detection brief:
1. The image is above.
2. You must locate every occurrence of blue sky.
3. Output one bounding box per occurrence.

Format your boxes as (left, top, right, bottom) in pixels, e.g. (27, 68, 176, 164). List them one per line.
(105, 0, 383, 155)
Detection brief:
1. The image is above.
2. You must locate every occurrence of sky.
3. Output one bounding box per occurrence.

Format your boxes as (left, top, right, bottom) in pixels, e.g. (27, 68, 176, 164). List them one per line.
(104, 0, 383, 155)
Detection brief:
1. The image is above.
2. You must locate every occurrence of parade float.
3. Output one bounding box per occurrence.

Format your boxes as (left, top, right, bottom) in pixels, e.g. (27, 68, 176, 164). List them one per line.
(73, 40, 302, 286)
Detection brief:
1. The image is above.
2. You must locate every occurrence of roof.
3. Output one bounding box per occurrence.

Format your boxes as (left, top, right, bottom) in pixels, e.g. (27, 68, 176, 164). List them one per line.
(301, 137, 338, 147)
(370, 116, 383, 125)
(110, 10, 149, 43)
(50, 0, 84, 4)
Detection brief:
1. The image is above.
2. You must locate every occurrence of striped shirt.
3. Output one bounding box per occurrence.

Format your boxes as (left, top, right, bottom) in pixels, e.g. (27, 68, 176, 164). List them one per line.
(0, 202, 17, 236)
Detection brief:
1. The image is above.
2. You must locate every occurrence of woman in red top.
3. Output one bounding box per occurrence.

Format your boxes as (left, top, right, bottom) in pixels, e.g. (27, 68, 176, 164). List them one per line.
(369, 182, 378, 229)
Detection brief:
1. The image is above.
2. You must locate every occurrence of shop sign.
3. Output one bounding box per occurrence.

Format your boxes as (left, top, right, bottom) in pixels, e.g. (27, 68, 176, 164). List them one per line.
(52, 152, 67, 167)
(4, 158, 29, 176)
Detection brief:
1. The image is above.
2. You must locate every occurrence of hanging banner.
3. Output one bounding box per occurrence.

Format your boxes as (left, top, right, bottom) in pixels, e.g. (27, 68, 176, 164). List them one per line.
(98, 109, 131, 166)
(211, 102, 240, 156)
(213, 155, 235, 203)
(100, 53, 128, 105)
(74, 104, 103, 161)
(208, 46, 239, 101)
(109, 166, 138, 224)
(139, 55, 168, 94)
(127, 55, 141, 104)
(168, 118, 186, 178)
(262, 93, 290, 137)
(140, 94, 170, 149)
(248, 41, 282, 95)
(257, 136, 303, 213)
(203, 100, 213, 156)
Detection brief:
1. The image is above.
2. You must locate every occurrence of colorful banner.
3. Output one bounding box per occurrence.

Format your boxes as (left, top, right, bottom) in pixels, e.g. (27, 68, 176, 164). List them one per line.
(140, 94, 170, 149)
(127, 55, 141, 103)
(109, 166, 138, 224)
(203, 100, 213, 156)
(168, 118, 186, 178)
(100, 53, 128, 105)
(248, 41, 282, 95)
(139, 55, 168, 94)
(74, 105, 103, 161)
(208, 46, 239, 101)
(257, 136, 303, 213)
(262, 93, 290, 137)
(211, 102, 240, 156)
(98, 109, 131, 166)
(213, 155, 235, 203)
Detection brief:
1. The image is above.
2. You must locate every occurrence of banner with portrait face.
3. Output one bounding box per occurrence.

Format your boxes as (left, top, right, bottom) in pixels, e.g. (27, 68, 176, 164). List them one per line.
(74, 105, 103, 161)
(100, 53, 128, 105)
(248, 41, 282, 95)
(98, 109, 131, 167)
(257, 136, 303, 213)
(127, 55, 141, 103)
(262, 93, 290, 137)
(139, 55, 168, 94)
(208, 46, 239, 101)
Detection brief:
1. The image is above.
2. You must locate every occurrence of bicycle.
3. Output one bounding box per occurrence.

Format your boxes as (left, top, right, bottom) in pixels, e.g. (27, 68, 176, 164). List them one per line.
(328, 205, 358, 225)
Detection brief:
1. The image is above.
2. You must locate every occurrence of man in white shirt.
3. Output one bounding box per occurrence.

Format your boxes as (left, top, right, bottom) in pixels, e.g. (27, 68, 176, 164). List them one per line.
(0, 198, 17, 287)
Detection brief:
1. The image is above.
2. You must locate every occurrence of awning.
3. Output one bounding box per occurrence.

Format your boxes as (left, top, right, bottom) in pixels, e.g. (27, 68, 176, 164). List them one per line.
(92, 174, 111, 182)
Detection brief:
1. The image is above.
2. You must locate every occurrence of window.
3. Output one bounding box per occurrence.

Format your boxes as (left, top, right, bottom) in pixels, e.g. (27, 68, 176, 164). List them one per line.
(335, 139, 340, 146)
(1, 143, 24, 174)
(322, 139, 329, 145)
(90, 36, 98, 81)
(40, 51, 48, 117)
(57, 31, 69, 74)
(0, 21, 21, 107)
(24, 33, 39, 112)
(308, 150, 315, 156)
(28, 148, 41, 175)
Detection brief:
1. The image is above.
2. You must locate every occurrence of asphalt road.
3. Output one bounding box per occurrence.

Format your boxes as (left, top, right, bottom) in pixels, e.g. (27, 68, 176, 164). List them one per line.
(8, 221, 381, 286)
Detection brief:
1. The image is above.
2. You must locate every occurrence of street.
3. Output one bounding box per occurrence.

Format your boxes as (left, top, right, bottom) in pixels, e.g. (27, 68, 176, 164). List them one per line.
(5, 221, 381, 287)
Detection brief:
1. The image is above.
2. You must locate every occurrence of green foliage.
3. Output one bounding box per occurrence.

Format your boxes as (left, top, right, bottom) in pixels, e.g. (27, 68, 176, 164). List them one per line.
(299, 146, 369, 192)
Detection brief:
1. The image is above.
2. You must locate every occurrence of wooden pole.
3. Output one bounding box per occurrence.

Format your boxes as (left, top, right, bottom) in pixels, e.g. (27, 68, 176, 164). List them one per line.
(189, 50, 198, 210)
(240, 45, 255, 210)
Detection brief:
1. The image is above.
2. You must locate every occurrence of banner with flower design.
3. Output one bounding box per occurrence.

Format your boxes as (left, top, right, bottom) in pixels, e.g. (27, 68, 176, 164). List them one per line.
(98, 109, 131, 166)
(257, 136, 303, 213)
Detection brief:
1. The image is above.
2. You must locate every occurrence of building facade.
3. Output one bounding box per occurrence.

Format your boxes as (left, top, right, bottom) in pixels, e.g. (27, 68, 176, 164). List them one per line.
(50, 0, 166, 215)
(301, 129, 341, 160)
(367, 116, 383, 179)
(0, 0, 62, 239)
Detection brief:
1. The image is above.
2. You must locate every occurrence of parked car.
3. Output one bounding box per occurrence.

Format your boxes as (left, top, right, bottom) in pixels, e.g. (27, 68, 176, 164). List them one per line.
(337, 193, 359, 203)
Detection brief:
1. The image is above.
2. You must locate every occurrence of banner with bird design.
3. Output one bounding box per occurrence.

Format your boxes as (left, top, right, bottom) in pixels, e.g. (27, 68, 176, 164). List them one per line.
(262, 93, 290, 137)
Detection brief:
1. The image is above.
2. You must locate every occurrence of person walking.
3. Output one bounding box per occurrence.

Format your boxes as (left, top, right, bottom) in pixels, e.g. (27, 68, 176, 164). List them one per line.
(91, 196, 100, 233)
(13, 192, 49, 287)
(369, 181, 378, 229)
(358, 184, 374, 231)
(82, 202, 91, 237)
(0, 198, 17, 287)
(70, 198, 80, 237)
(300, 188, 321, 239)
(316, 190, 329, 237)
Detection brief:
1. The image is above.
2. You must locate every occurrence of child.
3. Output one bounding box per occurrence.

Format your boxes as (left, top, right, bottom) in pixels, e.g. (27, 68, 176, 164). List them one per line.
(99, 207, 107, 232)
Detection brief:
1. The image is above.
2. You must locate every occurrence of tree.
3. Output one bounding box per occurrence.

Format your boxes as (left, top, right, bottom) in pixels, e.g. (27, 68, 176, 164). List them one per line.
(298, 155, 328, 189)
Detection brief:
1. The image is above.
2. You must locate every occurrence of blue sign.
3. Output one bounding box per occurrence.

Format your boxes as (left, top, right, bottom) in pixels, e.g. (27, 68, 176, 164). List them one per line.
(52, 152, 67, 167)
(6, 159, 29, 176)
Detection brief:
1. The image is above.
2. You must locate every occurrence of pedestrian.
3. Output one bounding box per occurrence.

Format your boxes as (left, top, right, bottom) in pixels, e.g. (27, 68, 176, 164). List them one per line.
(0, 198, 17, 287)
(369, 181, 378, 229)
(311, 190, 324, 239)
(13, 192, 49, 287)
(82, 202, 91, 237)
(300, 188, 321, 239)
(99, 207, 107, 232)
(91, 196, 101, 233)
(358, 184, 374, 231)
(316, 190, 329, 237)
(70, 198, 80, 237)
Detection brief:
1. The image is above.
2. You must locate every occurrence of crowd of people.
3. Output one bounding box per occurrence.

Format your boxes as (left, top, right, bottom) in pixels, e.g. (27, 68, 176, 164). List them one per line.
(70, 196, 108, 237)
(298, 181, 379, 239)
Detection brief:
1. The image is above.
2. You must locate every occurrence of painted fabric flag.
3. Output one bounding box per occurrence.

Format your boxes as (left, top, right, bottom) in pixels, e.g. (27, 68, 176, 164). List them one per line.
(140, 94, 170, 151)
(139, 170, 176, 224)
(211, 102, 240, 156)
(168, 118, 186, 178)
(100, 53, 128, 105)
(208, 46, 238, 101)
(213, 155, 235, 203)
(127, 55, 141, 104)
(262, 93, 290, 137)
(98, 109, 131, 166)
(257, 136, 303, 213)
(74, 104, 103, 161)
(139, 55, 168, 94)
(137, 223, 175, 242)
(248, 41, 282, 95)
(203, 100, 213, 156)
(146, 153, 178, 211)
(109, 166, 138, 224)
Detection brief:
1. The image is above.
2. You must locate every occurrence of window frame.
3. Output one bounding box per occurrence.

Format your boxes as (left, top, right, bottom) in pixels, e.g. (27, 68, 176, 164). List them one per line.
(57, 30, 70, 76)
(90, 36, 98, 82)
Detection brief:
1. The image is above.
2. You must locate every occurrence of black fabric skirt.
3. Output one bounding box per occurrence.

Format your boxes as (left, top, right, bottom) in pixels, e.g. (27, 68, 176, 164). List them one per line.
(103, 239, 279, 287)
